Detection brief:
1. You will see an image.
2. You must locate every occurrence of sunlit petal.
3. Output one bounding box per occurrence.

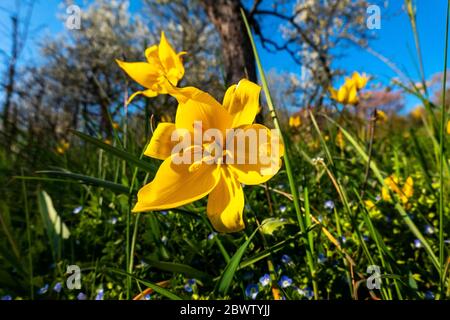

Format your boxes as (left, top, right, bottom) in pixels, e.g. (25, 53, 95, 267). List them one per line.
(207, 167, 245, 233)
(222, 79, 261, 127)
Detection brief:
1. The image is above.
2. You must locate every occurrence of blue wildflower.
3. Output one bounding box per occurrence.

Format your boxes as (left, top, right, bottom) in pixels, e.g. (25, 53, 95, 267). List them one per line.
(1, 295, 12, 300)
(160, 210, 168, 216)
(324, 200, 335, 211)
(318, 253, 327, 264)
(144, 294, 151, 300)
(279, 205, 287, 213)
(184, 284, 193, 293)
(339, 236, 347, 245)
(53, 282, 62, 293)
(109, 217, 118, 225)
(187, 279, 196, 286)
(208, 232, 217, 240)
(414, 239, 422, 248)
(424, 225, 434, 235)
(95, 289, 104, 300)
(72, 206, 83, 214)
(259, 274, 271, 287)
(278, 275, 293, 288)
(38, 284, 49, 295)
(77, 292, 87, 300)
(424, 291, 435, 300)
(281, 254, 292, 264)
(245, 284, 259, 300)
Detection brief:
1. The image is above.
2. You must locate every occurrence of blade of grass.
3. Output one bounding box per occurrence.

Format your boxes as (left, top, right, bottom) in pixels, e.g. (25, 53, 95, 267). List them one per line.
(438, 0, 450, 298)
(241, 8, 318, 299)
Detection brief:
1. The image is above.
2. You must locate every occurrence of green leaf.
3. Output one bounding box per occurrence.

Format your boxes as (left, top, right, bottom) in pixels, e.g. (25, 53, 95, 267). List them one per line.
(146, 259, 211, 281)
(35, 170, 130, 193)
(107, 268, 183, 300)
(215, 227, 260, 296)
(38, 190, 70, 240)
(260, 218, 291, 236)
(72, 130, 156, 172)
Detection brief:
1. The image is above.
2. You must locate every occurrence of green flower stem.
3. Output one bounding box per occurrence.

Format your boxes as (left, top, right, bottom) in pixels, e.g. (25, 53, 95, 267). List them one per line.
(241, 8, 318, 299)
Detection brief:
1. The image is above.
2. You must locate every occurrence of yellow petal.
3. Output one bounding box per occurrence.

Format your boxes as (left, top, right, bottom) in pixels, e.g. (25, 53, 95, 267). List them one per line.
(329, 87, 338, 101)
(352, 72, 368, 90)
(144, 123, 178, 160)
(145, 45, 160, 65)
(207, 167, 245, 233)
(447, 120, 450, 135)
(347, 85, 358, 105)
(228, 124, 284, 185)
(175, 87, 232, 133)
(132, 152, 221, 212)
(158, 31, 184, 85)
(337, 85, 348, 103)
(222, 79, 261, 127)
(116, 60, 161, 89)
(127, 89, 158, 105)
(402, 176, 414, 200)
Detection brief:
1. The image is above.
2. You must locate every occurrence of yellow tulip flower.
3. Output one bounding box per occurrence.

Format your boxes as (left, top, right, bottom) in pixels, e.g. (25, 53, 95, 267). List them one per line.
(116, 31, 186, 104)
(329, 72, 368, 105)
(382, 175, 414, 204)
(132, 79, 284, 233)
(289, 115, 301, 128)
(351, 72, 369, 90)
(375, 110, 388, 122)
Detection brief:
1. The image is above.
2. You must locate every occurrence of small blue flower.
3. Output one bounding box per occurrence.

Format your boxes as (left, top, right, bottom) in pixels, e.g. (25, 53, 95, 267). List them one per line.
(318, 253, 327, 264)
(53, 282, 62, 293)
(245, 284, 259, 300)
(424, 291, 435, 300)
(144, 294, 151, 300)
(1, 295, 12, 300)
(339, 236, 347, 245)
(72, 206, 83, 214)
(281, 254, 292, 264)
(95, 289, 104, 300)
(363, 235, 369, 242)
(187, 279, 196, 286)
(38, 284, 49, 295)
(160, 211, 168, 216)
(279, 205, 287, 213)
(278, 275, 293, 288)
(424, 225, 434, 235)
(259, 274, 271, 287)
(184, 284, 193, 293)
(414, 239, 422, 248)
(324, 200, 335, 211)
(375, 195, 381, 201)
(77, 292, 87, 300)
(208, 232, 217, 240)
(109, 217, 118, 225)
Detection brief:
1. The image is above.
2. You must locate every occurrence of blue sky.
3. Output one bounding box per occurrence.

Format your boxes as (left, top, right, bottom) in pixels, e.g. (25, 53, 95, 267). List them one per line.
(0, 0, 448, 111)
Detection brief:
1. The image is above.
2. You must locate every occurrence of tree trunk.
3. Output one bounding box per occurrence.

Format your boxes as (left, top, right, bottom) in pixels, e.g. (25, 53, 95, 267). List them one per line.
(200, 0, 256, 86)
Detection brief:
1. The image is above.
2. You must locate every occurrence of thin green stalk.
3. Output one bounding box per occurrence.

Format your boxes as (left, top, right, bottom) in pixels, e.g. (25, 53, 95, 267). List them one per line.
(21, 167, 33, 299)
(241, 8, 318, 299)
(439, 0, 450, 298)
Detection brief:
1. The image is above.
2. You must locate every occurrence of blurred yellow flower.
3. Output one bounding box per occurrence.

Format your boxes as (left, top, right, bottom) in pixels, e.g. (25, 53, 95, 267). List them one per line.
(364, 200, 375, 210)
(336, 130, 345, 149)
(116, 31, 186, 104)
(112, 122, 120, 130)
(447, 119, 450, 135)
(382, 175, 414, 204)
(104, 139, 112, 145)
(376, 110, 388, 122)
(410, 106, 424, 120)
(161, 114, 173, 123)
(289, 115, 301, 128)
(132, 79, 284, 233)
(56, 141, 70, 155)
(351, 72, 369, 90)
